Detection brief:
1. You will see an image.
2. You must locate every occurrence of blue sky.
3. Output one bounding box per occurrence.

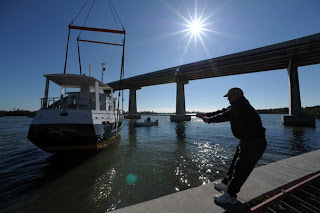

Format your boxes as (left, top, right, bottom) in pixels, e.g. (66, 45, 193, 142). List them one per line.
(1, 0, 320, 112)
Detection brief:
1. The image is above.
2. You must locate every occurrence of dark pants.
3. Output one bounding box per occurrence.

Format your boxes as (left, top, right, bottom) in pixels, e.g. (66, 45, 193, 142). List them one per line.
(221, 138, 267, 197)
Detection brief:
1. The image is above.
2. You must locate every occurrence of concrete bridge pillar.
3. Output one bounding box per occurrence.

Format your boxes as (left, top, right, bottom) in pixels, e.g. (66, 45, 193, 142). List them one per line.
(282, 58, 315, 126)
(287, 58, 302, 116)
(124, 87, 141, 119)
(170, 78, 191, 122)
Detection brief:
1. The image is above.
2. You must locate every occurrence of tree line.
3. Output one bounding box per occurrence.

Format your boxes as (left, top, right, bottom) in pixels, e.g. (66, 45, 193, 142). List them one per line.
(257, 106, 320, 118)
(0, 109, 37, 117)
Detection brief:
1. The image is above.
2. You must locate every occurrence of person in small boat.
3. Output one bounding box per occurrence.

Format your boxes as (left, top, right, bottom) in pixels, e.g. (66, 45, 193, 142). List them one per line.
(144, 117, 151, 123)
(196, 87, 267, 205)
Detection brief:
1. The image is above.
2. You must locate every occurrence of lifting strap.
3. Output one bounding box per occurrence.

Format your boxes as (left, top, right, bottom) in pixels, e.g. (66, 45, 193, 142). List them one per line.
(116, 34, 125, 136)
(63, 28, 71, 74)
(77, 37, 82, 75)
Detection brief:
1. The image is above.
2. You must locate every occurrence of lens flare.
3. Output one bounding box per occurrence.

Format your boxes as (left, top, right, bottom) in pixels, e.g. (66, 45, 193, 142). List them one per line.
(126, 173, 137, 185)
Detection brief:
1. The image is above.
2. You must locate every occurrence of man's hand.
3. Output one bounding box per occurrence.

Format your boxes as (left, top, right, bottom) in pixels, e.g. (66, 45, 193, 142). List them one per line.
(203, 117, 210, 123)
(196, 113, 206, 118)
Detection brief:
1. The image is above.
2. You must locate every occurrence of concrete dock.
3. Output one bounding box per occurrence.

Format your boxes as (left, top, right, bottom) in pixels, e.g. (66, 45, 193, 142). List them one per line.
(113, 149, 320, 213)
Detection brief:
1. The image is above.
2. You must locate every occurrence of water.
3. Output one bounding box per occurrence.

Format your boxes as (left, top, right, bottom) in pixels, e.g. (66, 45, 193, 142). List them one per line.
(1, 115, 320, 212)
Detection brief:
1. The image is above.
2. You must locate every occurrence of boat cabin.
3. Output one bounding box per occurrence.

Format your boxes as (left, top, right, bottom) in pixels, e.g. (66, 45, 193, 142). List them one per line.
(41, 74, 115, 111)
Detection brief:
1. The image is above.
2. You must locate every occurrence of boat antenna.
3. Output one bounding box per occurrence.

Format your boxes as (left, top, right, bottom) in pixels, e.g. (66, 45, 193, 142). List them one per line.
(101, 62, 106, 82)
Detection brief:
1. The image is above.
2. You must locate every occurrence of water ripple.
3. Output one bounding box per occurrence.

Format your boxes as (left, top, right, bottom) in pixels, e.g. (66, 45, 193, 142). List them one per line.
(1, 115, 320, 212)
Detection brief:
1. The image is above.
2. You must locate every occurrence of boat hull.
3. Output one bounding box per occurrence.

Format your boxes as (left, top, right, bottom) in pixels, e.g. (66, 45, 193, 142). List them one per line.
(134, 120, 158, 127)
(27, 123, 122, 152)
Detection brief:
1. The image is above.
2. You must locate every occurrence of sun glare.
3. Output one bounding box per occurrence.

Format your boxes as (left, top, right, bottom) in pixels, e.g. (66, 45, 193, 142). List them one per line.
(188, 20, 204, 35)
(164, 1, 221, 59)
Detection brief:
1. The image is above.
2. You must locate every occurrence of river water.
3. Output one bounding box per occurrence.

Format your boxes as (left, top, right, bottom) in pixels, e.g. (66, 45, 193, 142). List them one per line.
(1, 115, 319, 212)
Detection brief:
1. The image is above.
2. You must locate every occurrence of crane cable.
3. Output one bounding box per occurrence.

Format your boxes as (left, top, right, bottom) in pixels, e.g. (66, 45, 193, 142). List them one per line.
(107, 0, 126, 138)
(64, 0, 91, 74)
(107, 0, 125, 43)
(78, 0, 96, 38)
(71, 0, 91, 24)
(77, 0, 96, 75)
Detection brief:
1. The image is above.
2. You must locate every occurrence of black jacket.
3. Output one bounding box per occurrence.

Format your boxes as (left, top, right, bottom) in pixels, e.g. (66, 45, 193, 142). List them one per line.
(206, 96, 266, 141)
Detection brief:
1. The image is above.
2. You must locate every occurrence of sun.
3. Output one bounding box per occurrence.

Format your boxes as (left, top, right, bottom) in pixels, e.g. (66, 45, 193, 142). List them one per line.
(179, 11, 214, 56)
(164, 1, 220, 57)
(187, 19, 205, 39)
(189, 20, 204, 35)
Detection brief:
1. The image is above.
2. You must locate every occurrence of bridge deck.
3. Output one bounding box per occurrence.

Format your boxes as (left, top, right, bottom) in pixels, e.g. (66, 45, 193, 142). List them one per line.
(108, 33, 320, 90)
(112, 149, 320, 213)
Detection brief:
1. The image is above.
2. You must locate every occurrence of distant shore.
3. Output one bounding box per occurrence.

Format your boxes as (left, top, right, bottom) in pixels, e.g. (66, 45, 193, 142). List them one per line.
(134, 106, 320, 119)
(1, 105, 319, 119)
(0, 110, 37, 117)
(256, 106, 320, 118)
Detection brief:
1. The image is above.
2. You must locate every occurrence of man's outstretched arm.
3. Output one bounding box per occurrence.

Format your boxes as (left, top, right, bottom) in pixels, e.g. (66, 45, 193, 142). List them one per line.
(196, 107, 230, 118)
(203, 108, 231, 123)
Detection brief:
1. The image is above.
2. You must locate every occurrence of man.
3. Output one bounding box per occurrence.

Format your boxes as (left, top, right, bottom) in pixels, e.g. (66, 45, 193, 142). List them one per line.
(196, 87, 267, 205)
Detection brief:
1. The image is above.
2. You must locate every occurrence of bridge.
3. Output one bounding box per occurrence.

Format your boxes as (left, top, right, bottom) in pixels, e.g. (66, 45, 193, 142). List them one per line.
(108, 33, 320, 125)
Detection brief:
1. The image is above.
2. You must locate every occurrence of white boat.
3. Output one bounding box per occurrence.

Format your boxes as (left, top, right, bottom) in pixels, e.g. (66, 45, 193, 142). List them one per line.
(27, 74, 122, 152)
(27, 0, 126, 152)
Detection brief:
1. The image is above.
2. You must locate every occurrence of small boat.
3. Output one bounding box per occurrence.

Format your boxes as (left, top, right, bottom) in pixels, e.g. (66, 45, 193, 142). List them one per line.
(27, 74, 122, 152)
(134, 118, 159, 127)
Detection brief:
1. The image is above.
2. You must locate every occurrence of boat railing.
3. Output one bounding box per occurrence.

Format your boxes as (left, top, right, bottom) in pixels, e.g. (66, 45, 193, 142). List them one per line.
(41, 97, 113, 110)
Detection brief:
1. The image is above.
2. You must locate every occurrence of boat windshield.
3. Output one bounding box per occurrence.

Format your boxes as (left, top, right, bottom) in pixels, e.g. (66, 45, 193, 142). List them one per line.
(41, 92, 114, 110)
